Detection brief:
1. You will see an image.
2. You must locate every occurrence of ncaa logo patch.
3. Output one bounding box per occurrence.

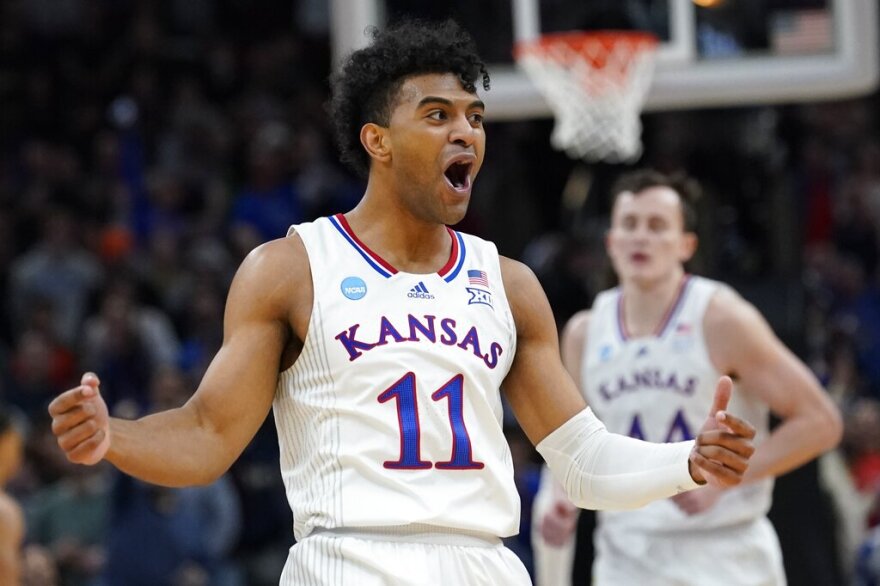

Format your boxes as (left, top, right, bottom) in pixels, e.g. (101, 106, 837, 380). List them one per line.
(341, 276, 367, 300)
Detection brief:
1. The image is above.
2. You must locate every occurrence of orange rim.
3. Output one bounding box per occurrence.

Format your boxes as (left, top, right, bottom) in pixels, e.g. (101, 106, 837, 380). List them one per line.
(514, 30, 659, 67)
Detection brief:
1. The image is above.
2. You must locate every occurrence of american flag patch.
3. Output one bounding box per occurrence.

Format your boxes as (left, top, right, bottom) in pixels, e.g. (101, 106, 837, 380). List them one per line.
(467, 269, 489, 287)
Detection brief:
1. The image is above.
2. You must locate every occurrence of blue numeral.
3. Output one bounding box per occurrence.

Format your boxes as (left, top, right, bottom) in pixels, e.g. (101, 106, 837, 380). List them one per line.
(626, 408, 694, 442)
(664, 409, 694, 442)
(628, 414, 646, 440)
(432, 375, 484, 470)
(378, 373, 431, 469)
(378, 373, 482, 470)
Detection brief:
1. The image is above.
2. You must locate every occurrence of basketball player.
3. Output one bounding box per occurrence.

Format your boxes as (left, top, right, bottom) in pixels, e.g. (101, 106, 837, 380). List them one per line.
(532, 169, 843, 586)
(0, 409, 24, 586)
(48, 22, 757, 585)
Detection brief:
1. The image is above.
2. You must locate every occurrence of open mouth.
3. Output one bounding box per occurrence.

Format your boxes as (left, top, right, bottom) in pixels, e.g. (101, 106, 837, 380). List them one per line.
(443, 161, 472, 191)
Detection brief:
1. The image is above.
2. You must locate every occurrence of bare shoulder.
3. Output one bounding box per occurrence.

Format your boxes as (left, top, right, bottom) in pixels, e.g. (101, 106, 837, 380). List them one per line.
(230, 233, 313, 324)
(499, 256, 541, 294)
(561, 309, 591, 379)
(704, 284, 766, 333)
(236, 233, 310, 292)
(704, 283, 778, 374)
(499, 256, 552, 335)
(562, 309, 592, 348)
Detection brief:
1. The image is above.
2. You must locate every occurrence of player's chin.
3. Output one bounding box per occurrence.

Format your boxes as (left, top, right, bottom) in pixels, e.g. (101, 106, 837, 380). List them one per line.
(626, 266, 658, 281)
(440, 201, 470, 226)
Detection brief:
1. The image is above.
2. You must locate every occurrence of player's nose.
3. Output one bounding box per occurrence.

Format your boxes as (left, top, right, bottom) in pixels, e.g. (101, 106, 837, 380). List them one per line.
(449, 114, 477, 147)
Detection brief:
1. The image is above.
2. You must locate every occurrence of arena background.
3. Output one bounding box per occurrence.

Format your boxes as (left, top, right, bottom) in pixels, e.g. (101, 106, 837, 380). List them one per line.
(1, 1, 879, 584)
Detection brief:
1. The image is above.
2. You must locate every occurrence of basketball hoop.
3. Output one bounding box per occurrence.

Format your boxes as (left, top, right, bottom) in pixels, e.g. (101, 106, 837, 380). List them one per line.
(515, 31, 659, 163)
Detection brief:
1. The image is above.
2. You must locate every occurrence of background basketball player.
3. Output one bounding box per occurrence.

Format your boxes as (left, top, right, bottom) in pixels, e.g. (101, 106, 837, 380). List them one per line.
(532, 169, 843, 585)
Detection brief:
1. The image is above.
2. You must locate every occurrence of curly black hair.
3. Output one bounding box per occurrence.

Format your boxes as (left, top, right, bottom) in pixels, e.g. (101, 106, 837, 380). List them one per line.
(610, 169, 702, 233)
(329, 19, 490, 177)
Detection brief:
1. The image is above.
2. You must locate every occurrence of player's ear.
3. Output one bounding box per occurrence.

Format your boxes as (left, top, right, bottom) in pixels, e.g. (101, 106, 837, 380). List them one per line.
(360, 123, 391, 164)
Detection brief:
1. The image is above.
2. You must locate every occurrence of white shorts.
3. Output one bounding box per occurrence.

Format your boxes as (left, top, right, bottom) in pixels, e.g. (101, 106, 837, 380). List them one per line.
(594, 517, 786, 586)
(280, 526, 532, 586)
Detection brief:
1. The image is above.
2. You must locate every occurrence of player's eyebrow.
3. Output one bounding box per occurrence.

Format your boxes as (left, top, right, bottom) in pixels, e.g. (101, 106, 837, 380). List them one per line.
(417, 96, 485, 110)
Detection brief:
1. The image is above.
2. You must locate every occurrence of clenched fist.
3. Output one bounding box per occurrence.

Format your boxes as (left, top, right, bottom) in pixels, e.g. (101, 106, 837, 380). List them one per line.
(48, 372, 111, 465)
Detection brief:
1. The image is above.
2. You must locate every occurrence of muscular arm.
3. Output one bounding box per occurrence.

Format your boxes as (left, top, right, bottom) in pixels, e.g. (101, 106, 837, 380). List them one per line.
(50, 235, 312, 487)
(705, 286, 842, 482)
(499, 259, 588, 444)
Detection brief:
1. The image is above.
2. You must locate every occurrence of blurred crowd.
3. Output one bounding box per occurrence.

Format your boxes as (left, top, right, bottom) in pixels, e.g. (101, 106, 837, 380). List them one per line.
(0, 1, 879, 585)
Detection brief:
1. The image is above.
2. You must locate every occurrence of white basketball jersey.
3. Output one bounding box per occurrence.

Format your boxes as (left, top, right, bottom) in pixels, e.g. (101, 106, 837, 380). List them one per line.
(584, 275, 773, 533)
(274, 215, 520, 542)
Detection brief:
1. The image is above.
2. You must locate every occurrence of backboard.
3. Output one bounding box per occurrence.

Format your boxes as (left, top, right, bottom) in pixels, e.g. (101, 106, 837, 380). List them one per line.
(329, 0, 878, 120)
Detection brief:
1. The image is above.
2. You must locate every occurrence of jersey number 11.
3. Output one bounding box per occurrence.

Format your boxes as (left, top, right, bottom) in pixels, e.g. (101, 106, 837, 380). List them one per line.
(378, 372, 485, 470)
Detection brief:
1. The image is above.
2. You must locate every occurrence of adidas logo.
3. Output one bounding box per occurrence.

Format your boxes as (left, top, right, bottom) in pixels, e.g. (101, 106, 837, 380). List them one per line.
(407, 281, 435, 299)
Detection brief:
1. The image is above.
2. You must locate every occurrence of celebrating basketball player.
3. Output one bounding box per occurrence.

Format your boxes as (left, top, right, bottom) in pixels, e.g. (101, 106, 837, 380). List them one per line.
(49, 21, 758, 585)
(532, 169, 842, 586)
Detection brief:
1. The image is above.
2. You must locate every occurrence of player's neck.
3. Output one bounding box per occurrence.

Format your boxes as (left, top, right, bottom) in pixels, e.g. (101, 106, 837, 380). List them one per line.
(342, 194, 453, 274)
(620, 269, 688, 337)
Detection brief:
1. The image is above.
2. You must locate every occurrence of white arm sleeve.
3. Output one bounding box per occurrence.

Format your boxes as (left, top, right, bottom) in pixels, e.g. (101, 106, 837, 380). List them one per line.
(536, 407, 702, 511)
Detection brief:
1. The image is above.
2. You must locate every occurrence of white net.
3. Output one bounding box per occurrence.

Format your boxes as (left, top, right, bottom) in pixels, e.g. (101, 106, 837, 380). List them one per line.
(516, 32, 658, 163)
